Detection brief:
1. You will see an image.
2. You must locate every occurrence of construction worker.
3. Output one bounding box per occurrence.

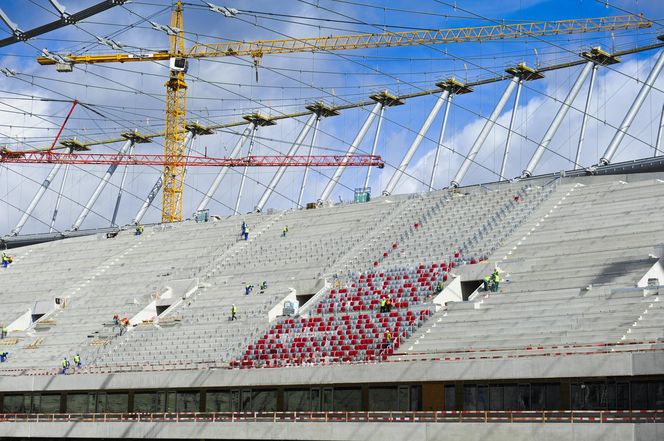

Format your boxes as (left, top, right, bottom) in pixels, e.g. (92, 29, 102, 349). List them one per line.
(0, 352, 7, 362)
(119, 317, 129, 335)
(379, 297, 387, 313)
(113, 314, 119, 326)
(231, 304, 237, 321)
(386, 296, 393, 313)
(434, 281, 444, 295)
(1, 325, 7, 339)
(384, 329, 393, 349)
(1, 252, 12, 268)
(243, 227, 250, 241)
(135, 224, 144, 236)
(281, 225, 289, 237)
(483, 275, 491, 292)
(241, 221, 247, 236)
(491, 270, 501, 293)
(245, 283, 253, 296)
(61, 357, 69, 374)
(259, 281, 267, 294)
(73, 353, 81, 368)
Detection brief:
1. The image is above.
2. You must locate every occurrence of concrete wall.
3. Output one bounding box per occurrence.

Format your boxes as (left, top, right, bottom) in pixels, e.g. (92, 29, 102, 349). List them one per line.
(0, 421, 660, 440)
(0, 352, 661, 393)
(637, 260, 664, 288)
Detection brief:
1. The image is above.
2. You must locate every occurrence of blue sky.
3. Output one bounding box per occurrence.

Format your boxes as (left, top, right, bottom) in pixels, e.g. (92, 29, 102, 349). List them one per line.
(0, 0, 663, 234)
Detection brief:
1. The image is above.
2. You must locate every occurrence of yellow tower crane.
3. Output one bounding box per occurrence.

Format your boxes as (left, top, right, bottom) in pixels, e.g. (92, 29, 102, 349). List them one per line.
(37, 5, 650, 223)
(163, 1, 187, 224)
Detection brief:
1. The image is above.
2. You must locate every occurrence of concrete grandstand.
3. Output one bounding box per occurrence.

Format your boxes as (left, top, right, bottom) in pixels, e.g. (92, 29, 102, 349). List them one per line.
(1, 1, 664, 440)
(0, 167, 663, 440)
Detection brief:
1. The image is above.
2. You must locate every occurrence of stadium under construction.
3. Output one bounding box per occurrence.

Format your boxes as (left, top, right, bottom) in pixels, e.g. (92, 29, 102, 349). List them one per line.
(0, 1, 663, 440)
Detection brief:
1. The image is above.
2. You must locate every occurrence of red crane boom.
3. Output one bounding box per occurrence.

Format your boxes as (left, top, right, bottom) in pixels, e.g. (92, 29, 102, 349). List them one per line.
(0, 150, 384, 168)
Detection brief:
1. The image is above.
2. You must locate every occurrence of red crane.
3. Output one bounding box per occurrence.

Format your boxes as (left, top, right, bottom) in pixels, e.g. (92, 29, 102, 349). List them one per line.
(0, 150, 384, 168)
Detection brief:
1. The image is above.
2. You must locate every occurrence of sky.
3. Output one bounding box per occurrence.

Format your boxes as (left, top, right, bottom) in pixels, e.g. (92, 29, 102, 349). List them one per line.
(0, 0, 663, 235)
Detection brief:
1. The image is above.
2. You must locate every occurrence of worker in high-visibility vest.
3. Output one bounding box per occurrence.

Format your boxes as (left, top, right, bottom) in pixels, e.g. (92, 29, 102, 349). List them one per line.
(483, 275, 491, 292)
(231, 304, 237, 321)
(61, 357, 69, 374)
(491, 270, 501, 293)
(282, 226, 289, 237)
(379, 297, 387, 313)
(73, 354, 81, 368)
(1, 326, 7, 339)
(135, 225, 144, 236)
(1, 253, 11, 268)
(384, 329, 393, 349)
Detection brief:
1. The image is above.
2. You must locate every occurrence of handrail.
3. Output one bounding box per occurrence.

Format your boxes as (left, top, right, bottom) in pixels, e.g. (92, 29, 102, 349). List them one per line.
(0, 339, 660, 377)
(0, 410, 662, 424)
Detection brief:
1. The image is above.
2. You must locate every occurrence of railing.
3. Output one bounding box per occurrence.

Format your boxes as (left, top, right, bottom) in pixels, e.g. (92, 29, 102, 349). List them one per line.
(0, 339, 661, 377)
(0, 410, 662, 424)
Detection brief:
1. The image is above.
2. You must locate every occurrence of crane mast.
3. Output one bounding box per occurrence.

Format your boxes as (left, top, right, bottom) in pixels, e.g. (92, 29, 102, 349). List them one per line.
(162, 1, 187, 223)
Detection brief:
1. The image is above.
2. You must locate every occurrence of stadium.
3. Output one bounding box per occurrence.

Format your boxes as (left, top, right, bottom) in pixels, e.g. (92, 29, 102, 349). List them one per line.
(0, 1, 663, 440)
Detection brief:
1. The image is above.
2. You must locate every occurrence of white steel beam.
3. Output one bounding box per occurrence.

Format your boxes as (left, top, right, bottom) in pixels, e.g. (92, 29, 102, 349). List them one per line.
(574, 64, 598, 169)
(234, 126, 258, 215)
(500, 79, 523, 180)
(197, 123, 254, 212)
(600, 50, 664, 165)
(383, 90, 449, 196)
(452, 76, 519, 187)
(655, 104, 664, 157)
(318, 101, 382, 204)
(71, 138, 134, 231)
(255, 113, 317, 212)
(297, 117, 320, 208)
(428, 93, 453, 190)
(363, 105, 385, 192)
(522, 61, 594, 177)
(49, 163, 70, 233)
(11, 163, 64, 236)
(111, 143, 134, 226)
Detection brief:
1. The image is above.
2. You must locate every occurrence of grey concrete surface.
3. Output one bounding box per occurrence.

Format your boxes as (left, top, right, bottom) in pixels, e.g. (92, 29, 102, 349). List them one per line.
(0, 421, 661, 441)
